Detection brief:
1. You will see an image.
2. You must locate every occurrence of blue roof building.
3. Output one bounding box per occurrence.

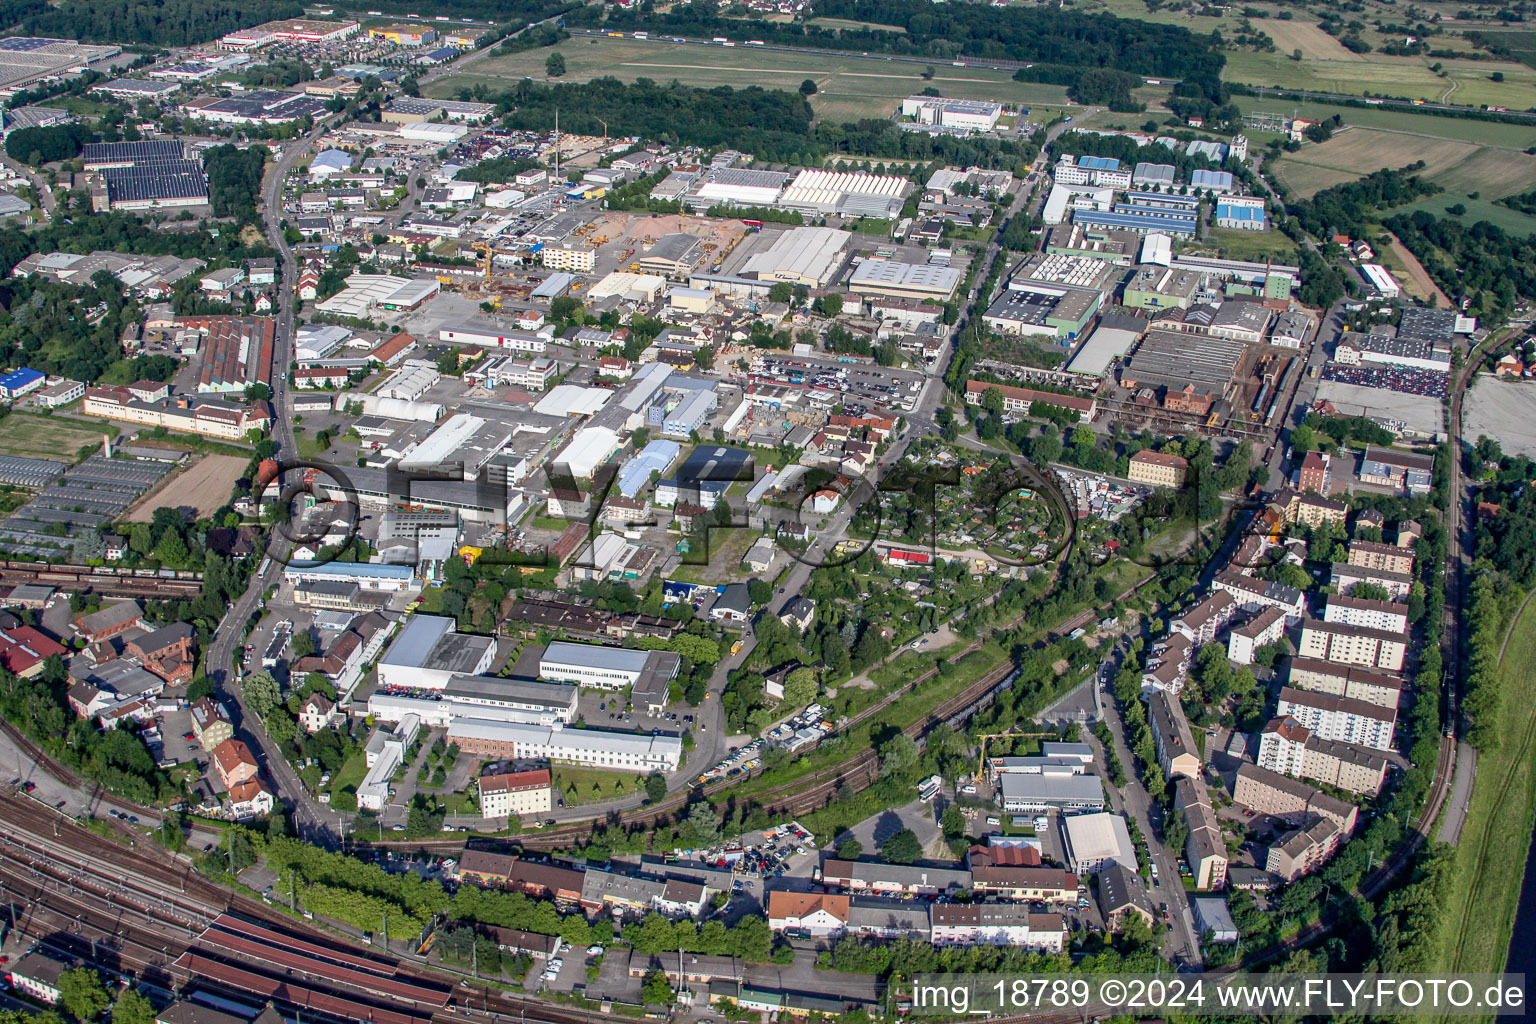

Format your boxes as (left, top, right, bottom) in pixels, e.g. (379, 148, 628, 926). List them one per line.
(1079, 155, 1120, 171)
(617, 439, 682, 498)
(1191, 169, 1235, 193)
(1215, 198, 1266, 231)
(0, 367, 44, 399)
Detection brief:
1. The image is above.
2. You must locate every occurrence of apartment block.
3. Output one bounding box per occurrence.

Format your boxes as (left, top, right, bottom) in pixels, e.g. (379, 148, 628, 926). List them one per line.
(1277, 686, 1396, 751)
(1297, 618, 1407, 672)
(1346, 539, 1415, 576)
(1233, 763, 1358, 833)
(1257, 716, 1388, 796)
(1323, 593, 1409, 634)
(1286, 657, 1404, 709)
(1227, 607, 1286, 665)
(1147, 689, 1200, 781)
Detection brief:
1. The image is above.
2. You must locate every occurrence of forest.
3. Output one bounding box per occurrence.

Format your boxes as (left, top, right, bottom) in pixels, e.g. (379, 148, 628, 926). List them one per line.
(203, 144, 268, 221)
(1386, 210, 1532, 318)
(17, 0, 303, 47)
(593, 0, 1218, 79)
(1289, 164, 1440, 240)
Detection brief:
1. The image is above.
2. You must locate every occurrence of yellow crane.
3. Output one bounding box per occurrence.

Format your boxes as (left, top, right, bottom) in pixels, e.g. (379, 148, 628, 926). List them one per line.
(472, 240, 525, 280)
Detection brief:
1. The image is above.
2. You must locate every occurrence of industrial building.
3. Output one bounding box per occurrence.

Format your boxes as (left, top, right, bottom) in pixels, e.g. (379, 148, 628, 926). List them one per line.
(848, 259, 961, 301)
(1215, 196, 1266, 230)
(676, 168, 790, 210)
(314, 274, 439, 319)
(1119, 330, 1247, 399)
(448, 719, 683, 772)
(1061, 812, 1137, 875)
(981, 286, 1101, 341)
(538, 641, 680, 693)
(636, 233, 706, 279)
(738, 226, 852, 287)
(900, 95, 1003, 132)
(997, 772, 1106, 814)
(1334, 331, 1451, 373)
(776, 169, 912, 218)
(376, 614, 496, 691)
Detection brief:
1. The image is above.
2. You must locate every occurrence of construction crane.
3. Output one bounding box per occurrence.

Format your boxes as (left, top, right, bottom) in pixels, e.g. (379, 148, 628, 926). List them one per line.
(471, 240, 524, 280)
(594, 115, 608, 143)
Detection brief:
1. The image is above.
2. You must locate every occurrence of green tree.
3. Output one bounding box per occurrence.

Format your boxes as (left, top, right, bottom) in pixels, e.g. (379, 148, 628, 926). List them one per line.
(783, 666, 818, 706)
(644, 772, 667, 803)
(814, 292, 843, 317)
(642, 968, 674, 1005)
(546, 51, 567, 77)
(799, 78, 818, 96)
(768, 282, 792, 303)
(880, 827, 922, 865)
(836, 836, 863, 860)
(878, 734, 919, 778)
(58, 968, 111, 1023)
(940, 805, 965, 839)
(981, 386, 1005, 418)
(290, 629, 316, 660)
(112, 989, 157, 1024)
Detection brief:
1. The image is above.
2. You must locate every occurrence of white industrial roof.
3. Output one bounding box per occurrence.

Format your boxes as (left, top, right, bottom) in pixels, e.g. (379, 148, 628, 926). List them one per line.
(555, 425, 620, 478)
(534, 384, 610, 418)
(740, 226, 853, 286)
(780, 169, 908, 208)
(848, 259, 962, 295)
(1063, 325, 1142, 378)
(1062, 811, 1137, 870)
(588, 271, 665, 302)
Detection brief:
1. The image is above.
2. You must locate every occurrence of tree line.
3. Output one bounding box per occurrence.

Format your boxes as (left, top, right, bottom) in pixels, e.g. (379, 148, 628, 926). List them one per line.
(18, 0, 303, 47)
(593, 0, 1218, 79)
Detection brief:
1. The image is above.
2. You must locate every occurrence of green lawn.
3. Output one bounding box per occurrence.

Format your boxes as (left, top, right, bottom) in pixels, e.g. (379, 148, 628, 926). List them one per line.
(0, 414, 115, 462)
(1223, 50, 1536, 109)
(1199, 228, 1300, 262)
(1438, 596, 1536, 985)
(427, 34, 1072, 122)
(552, 764, 643, 806)
(1390, 193, 1536, 236)
(326, 749, 367, 806)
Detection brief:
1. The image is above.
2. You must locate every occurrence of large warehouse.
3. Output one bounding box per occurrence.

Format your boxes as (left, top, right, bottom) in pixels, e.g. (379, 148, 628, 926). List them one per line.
(848, 259, 962, 301)
(1118, 330, 1248, 397)
(683, 168, 790, 210)
(738, 226, 853, 287)
(377, 615, 496, 691)
(777, 169, 912, 218)
(538, 641, 681, 692)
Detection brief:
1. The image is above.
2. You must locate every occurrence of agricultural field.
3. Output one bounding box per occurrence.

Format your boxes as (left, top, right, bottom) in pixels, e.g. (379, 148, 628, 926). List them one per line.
(426, 34, 1072, 121)
(1270, 128, 1483, 198)
(0, 414, 114, 462)
(1465, 29, 1536, 70)
(125, 454, 246, 522)
(1253, 18, 1368, 62)
(1245, 96, 1536, 148)
(1223, 50, 1536, 108)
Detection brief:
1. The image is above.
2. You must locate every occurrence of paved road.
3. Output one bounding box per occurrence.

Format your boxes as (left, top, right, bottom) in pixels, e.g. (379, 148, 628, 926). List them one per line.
(206, 121, 352, 844)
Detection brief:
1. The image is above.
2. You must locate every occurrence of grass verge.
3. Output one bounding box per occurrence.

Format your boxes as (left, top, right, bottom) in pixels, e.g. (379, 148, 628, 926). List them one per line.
(1438, 594, 1536, 987)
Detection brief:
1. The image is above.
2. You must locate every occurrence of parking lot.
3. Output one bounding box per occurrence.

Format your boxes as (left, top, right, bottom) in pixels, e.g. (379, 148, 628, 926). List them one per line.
(1321, 362, 1448, 398)
(749, 354, 926, 414)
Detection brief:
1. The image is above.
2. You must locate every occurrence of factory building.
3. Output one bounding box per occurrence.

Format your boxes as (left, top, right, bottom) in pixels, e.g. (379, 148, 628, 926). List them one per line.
(738, 226, 852, 287)
(900, 95, 1003, 132)
(376, 614, 496, 691)
(776, 169, 912, 219)
(449, 719, 683, 772)
(847, 259, 961, 301)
